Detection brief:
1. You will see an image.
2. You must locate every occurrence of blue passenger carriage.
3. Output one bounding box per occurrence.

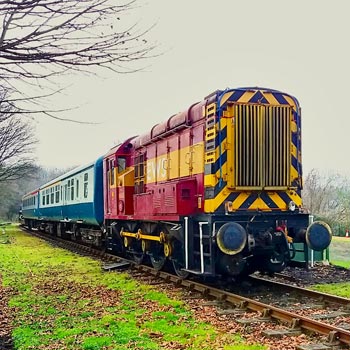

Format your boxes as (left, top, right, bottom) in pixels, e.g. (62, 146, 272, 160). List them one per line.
(21, 157, 104, 245)
(21, 189, 40, 229)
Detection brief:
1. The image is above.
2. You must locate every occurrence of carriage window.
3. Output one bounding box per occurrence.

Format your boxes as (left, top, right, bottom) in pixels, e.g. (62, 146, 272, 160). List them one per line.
(67, 181, 71, 201)
(42, 193, 45, 206)
(50, 187, 54, 204)
(84, 183, 88, 198)
(84, 173, 88, 198)
(71, 178, 74, 200)
(76, 179, 79, 198)
(55, 185, 60, 203)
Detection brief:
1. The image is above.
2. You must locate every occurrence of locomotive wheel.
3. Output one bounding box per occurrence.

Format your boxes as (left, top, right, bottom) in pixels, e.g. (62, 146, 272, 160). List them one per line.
(170, 238, 188, 278)
(71, 227, 80, 241)
(150, 254, 166, 270)
(149, 241, 167, 270)
(132, 252, 144, 265)
(130, 239, 144, 265)
(263, 244, 289, 274)
(264, 255, 286, 273)
(172, 260, 189, 279)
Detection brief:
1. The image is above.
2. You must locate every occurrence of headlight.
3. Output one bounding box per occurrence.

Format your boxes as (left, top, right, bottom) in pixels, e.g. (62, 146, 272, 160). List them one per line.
(288, 201, 296, 212)
(216, 222, 247, 255)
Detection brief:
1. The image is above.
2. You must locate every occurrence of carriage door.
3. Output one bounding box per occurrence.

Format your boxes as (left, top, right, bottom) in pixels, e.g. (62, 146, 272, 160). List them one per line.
(106, 158, 118, 216)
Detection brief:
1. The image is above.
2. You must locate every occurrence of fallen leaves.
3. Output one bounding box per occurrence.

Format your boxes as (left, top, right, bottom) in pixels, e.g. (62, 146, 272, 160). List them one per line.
(0, 276, 14, 350)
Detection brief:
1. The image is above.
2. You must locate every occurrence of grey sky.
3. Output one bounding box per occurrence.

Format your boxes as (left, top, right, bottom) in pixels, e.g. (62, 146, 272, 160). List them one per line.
(35, 0, 350, 175)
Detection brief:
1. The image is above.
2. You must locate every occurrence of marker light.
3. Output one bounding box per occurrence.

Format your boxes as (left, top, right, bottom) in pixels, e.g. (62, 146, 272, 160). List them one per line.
(288, 201, 296, 212)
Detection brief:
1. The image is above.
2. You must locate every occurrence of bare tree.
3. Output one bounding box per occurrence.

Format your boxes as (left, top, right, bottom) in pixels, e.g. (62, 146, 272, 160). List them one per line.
(0, 0, 155, 115)
(302, 169, 338, 214)
(0, 88, 14, 122)
(0, 99, 37, 181)
(0, 164, 67, 220)
(303, 169, 350, 234)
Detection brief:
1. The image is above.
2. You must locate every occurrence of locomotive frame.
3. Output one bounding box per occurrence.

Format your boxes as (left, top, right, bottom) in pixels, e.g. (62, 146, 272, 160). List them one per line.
(21, 87, 332, 278)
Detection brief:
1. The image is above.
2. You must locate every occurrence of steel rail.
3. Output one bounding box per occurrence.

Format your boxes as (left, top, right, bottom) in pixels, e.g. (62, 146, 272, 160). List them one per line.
(249, 275, 350, 307)
(137, 266, 350, 345)
(22, 227, 350, 346)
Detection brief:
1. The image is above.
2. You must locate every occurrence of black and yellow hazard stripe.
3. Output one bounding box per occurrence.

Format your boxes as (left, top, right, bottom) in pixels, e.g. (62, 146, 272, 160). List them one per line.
(204, 87, 303, 214)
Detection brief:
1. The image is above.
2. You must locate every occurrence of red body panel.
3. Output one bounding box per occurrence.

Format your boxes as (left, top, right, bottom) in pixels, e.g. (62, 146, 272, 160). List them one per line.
(104, 138, 135, 220)
(103, 101, 206, 223)
(117, 186, 134, 215)
(135, 179, 198, 216)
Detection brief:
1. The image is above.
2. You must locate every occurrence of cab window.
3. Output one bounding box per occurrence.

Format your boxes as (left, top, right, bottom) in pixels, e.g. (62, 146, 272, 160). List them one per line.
(118, 157, 126, 173)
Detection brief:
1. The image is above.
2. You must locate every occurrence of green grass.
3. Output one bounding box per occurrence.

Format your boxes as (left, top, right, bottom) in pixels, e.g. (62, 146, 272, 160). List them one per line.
(312, 282, 350, 298)
(309, 236, 350, 296)
(0, 225, 265, 350)
(330, 236, 350, 266)
(330, 260, 350, 269)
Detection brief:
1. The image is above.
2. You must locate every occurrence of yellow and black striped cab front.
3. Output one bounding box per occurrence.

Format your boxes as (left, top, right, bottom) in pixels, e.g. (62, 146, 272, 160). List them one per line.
(203, 87, 303, 214)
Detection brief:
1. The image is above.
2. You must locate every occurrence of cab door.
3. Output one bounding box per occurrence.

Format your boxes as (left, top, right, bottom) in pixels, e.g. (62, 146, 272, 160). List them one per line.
(105, 157, 118, 216)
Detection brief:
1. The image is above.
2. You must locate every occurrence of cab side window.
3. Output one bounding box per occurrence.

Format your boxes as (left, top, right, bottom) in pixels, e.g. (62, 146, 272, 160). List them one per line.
(109, 159, 115, 186)
(118, 157, 126, 173)
(134, 153, 145, 194)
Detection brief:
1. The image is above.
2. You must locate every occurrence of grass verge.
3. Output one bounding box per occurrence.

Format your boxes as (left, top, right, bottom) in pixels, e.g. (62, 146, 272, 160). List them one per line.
(0, 225, 265, 350)
(311, 236, 350, 296)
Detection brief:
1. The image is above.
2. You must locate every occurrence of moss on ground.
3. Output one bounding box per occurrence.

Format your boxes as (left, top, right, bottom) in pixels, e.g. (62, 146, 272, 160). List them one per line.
(0, 225, 264, 350)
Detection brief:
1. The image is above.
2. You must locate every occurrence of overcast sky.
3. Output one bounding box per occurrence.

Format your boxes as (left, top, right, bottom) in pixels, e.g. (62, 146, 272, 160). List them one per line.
(34, 0, 350, 176)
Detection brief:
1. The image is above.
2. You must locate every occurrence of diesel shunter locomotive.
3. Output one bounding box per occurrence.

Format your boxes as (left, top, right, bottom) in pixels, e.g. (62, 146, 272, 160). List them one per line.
(22, 87, 332, 278)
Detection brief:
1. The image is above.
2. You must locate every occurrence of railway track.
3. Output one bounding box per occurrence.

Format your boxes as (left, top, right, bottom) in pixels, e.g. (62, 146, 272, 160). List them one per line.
(22, 227, 350, 349)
